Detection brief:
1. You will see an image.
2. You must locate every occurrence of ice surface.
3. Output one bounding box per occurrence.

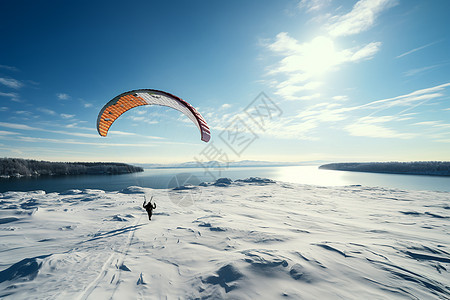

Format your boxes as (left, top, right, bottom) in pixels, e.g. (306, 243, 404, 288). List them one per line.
(0, 179, 449, 299)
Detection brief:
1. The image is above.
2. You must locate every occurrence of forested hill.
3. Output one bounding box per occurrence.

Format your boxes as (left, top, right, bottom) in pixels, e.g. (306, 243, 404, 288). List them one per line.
(319, 161, 450, 176)
(0, 158, 144, 178)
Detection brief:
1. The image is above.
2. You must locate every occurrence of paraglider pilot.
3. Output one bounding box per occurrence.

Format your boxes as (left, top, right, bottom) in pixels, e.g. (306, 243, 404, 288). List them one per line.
(143, 196, 156, 220)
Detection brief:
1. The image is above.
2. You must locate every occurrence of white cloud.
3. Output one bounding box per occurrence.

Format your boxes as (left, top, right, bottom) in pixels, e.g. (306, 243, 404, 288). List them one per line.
(12, 135, 184, 147)
(0, 64, 19, 72)
(127, 116, 158, 124)
(267, 33, 382, 100)
(220, 103, 232, 110)
(37, 108, 56, 115)
(0, 106, 8, 111)
(357, 115, 397, 124)
(332, 95, 348, 101)
(66, 123, 78, 128)
(345, 116, 415, 139)
(0, 92, 19, 102)
(327, 0, 397, 37)
(0, 77, 23, 89)
(15, 110, 33, 116)
(341, 84, 450, 140)
(412, 121, 440, 126)
(265, 0, 397, 101)
(61, 113, 75, 119)
(57, 93, 70, 100)
(245, 101, 348, 140)
(297, 102, 348, 123)
(267, 32, 302, 54)
(347, 42, 381, 61)
(106, 130, 137, 136)
(0, 130, 18, 135)
(346, 122, 415, 139)
(107, 130, 164, 139)
(355, 83, 450, 112)
(299, 93, 321, 100)
(84, 103, 93, 108)
(298, 0, 331, 12)
(433, 123, 450, 129)
(0, 121, 98, 138)
(0, 122, 37, 130)
(0, 92, 17, 97)
(275, 80, 322, 100)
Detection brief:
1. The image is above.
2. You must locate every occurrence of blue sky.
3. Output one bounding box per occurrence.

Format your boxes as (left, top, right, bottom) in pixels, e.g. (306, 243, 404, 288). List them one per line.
(0, 0, 449, 164)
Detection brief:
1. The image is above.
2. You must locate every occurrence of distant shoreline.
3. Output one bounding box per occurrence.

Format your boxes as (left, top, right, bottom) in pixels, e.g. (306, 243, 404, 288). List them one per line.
(319, 162, 450, 177)
(0, 158, 143, 179)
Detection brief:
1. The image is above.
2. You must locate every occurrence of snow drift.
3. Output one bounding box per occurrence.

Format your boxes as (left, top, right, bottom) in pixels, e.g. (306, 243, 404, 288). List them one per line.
(0, 178, 449, 299)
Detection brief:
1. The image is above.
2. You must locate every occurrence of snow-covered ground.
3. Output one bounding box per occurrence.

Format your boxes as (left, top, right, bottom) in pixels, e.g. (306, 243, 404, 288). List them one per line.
(0, 178, 449, 299)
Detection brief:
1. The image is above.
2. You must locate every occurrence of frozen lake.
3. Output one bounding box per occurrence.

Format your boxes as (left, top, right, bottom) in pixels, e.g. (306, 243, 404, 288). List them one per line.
(1, 166, 450, 193)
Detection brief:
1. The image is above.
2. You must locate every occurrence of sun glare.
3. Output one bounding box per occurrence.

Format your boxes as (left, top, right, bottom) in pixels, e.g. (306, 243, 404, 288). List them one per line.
(302, 36, 339, 77)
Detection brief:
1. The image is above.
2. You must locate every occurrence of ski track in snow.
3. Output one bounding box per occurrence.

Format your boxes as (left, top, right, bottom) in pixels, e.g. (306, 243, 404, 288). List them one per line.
(0, 180, 449, 299)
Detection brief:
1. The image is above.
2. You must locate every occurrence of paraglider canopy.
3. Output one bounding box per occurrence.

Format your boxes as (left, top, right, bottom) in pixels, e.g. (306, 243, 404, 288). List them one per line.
(97, 89, 210, 142)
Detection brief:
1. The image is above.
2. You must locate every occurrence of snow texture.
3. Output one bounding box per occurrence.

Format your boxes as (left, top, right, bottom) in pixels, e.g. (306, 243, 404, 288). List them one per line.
(0, 179, 449, 299)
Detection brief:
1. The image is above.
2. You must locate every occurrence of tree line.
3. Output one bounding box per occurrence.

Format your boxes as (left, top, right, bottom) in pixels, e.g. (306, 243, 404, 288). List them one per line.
(319, 161, 450, 176)
(0, 158, 144, 177)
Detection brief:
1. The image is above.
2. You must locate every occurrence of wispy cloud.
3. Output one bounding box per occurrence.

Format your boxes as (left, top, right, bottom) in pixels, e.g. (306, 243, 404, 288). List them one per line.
(127, 116, 158, 124)
(61, 113, 75, 119)
(347, 42, 381, 61)
(260, 83, 450, 140)
(14, 136, 158, 147)
(37, 108, 56, 115)
(403, 65, 439, 77)
(0, 121, 98, 138)
(239, 82, 450, 141)
(396, 40, 441, 59)
(299, 93, 321, 100)
(345, 116, 416, 139)
(267, 33, 381, 100)
(106, 130, 165, 140)
(354, 82, 450, 113)
(332, 95, 349, 101)
(0, 130, 18, 135)
(9, 135, 189, 147)
(0, 77, 23, 89)
(0, 91, 20, 102)
(327, 0, 398, 37)
(78, 98, 93, 108)
(0, 122, 37, 131)
(0, 106, 8, 111)
(264, 0, 397, 101)
(220, 103, 232, 110)
(57, 93, 70, 100)
(0, 92, 18, 98)
(340, 83, 450, 140)
(412, 121, 441, 126)
(207, 99, 348, 141)
(298, 0, 331, 13)
(15, 110, 33, 117)
(0, 64, 19, 72)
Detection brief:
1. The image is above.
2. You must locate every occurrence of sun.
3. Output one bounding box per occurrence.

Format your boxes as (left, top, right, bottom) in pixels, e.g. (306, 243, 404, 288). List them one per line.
(302, 36, 340, 77)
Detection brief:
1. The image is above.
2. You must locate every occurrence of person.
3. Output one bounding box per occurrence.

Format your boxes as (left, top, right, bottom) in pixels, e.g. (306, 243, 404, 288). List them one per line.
(143, 196, 156, 220)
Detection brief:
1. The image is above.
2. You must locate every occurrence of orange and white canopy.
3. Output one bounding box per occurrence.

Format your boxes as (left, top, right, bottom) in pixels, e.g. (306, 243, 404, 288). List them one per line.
(97, 89, 210, 142)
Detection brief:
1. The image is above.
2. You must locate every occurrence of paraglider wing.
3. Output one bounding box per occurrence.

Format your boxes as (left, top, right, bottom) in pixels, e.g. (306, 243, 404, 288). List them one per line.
(96, 89, 210, 142)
